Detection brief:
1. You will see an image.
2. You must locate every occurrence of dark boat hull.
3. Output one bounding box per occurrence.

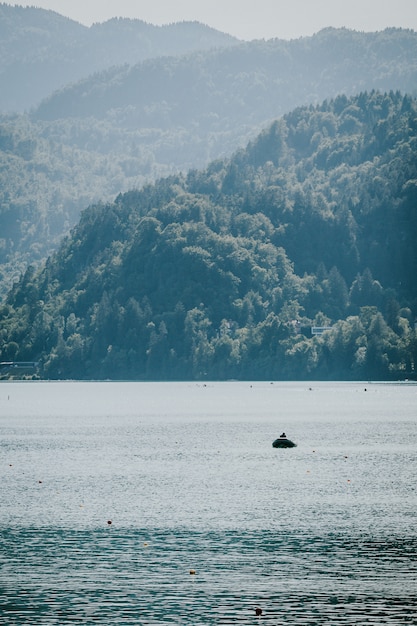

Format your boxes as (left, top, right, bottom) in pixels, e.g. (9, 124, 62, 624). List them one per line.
(272, 438, 297, 448)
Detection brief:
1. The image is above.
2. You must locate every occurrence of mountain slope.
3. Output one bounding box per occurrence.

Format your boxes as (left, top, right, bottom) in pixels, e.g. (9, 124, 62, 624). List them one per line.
(1, 28, 416, 298)
(35, 27, 417, 125)
(1, 91, 416, 381)
(0, 3, 238, 112)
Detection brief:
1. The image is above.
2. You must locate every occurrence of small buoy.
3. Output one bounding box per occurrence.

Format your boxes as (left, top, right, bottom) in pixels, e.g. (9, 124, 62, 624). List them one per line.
(38, 480, 42, 484)
(107, 520, 112, 525)
(189, 569, 196, 575)
(255, 607, 263, 616)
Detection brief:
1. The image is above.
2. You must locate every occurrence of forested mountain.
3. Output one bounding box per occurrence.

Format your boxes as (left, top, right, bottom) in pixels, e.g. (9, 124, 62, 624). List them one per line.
(0, 3, 238, 112)
(1, 27, 417, 298)
(35, 27, 417, 124)
(1, 91, 416, 381)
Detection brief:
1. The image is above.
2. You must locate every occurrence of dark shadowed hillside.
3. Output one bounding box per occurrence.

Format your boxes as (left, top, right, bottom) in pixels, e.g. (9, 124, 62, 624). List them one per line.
(1, 92, 416, 381)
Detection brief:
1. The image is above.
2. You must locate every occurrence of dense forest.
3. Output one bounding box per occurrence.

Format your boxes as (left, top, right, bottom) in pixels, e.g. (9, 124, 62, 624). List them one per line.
(1, 24, 417, 297)
(1, 91, 416, 381)
(0, 3, 238, 112)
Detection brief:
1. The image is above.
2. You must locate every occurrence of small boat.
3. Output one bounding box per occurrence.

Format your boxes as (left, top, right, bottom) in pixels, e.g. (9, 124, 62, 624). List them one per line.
(272, 434, 297, 448)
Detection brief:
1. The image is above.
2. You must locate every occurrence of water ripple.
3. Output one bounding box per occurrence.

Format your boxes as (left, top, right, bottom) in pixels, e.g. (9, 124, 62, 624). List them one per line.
(1, 528, 416, 624)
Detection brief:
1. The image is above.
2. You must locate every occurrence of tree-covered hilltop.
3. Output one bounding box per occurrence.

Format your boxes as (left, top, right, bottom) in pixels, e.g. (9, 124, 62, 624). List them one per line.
(35, 27, 417, 125)
(1, 91, 416, 381)
(0, 3, 238, 112)
(1, 28, 417, 297)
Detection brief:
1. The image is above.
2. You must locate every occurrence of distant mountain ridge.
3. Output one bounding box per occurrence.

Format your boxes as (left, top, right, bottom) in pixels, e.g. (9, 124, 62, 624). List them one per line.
(0, 3, 239, 112)
(34, 27, 417, 128)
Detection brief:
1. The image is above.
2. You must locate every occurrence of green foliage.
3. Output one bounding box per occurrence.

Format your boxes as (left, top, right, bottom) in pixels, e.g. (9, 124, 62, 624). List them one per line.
(1, 91, 417, 380)
(1, 27, 417, 298)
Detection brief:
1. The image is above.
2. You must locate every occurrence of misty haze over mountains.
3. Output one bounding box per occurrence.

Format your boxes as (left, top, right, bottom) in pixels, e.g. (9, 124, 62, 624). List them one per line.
(0, 3, 239, 112)
(1, 6, 416, 291)
(0, 5, 416, 380)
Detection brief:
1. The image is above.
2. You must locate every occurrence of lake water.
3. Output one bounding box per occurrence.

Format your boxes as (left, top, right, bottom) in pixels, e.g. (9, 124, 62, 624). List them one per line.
(0, 381, 416, 624)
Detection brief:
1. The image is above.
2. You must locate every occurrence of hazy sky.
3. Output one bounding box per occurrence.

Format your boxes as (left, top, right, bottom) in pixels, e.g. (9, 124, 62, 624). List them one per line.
(15, 0, 417, 40)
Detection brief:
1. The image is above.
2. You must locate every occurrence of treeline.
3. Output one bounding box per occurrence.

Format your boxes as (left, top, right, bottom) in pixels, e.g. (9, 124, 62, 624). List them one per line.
(1, 91, 416, 380)
(1, 27, 417, 297)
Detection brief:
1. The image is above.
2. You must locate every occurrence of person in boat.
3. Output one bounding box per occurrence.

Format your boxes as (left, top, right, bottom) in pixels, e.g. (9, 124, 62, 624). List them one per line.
(280, 432, 286, 438)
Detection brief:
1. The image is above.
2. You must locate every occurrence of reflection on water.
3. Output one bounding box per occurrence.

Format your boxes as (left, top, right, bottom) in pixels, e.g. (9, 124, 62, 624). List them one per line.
(1, 528, 416, 624)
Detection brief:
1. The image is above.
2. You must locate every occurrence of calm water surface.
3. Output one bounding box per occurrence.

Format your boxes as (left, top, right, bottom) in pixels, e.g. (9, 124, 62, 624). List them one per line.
(0, 381, 416, 624)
